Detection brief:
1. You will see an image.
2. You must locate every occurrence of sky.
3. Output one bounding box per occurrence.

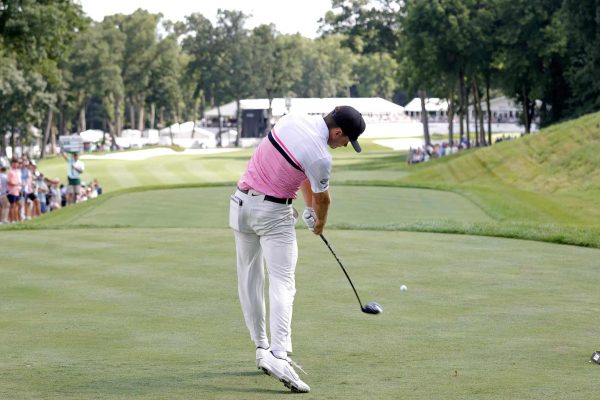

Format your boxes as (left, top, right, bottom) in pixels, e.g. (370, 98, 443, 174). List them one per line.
(78, 0, 332, 38)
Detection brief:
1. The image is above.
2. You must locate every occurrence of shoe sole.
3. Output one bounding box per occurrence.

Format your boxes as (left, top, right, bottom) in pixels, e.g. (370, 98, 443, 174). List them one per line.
(259, 366, 309, 393)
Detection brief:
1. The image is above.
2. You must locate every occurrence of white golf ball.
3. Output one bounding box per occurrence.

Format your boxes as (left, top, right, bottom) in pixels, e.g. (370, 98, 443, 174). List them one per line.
(400, 285, 408, 292)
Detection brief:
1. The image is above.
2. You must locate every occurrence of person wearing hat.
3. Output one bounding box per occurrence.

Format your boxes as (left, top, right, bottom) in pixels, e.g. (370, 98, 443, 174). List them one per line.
(229, 105, 365, 393)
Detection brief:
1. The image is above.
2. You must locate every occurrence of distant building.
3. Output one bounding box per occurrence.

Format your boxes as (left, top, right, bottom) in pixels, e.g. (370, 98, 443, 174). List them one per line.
(404, 95, 522, 124)
(204, 97, 406, 138)
(404, 98, 449, 121)
(469, 96, 520, 123)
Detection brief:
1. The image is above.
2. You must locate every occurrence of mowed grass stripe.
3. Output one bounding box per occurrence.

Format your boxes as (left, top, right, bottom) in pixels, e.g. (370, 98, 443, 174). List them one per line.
(27, 186, 492, 229)
(1, 228, 598, 399)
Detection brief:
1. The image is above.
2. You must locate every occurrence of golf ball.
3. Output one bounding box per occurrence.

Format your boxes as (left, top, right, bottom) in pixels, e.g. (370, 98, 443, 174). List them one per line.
(400, 285, 408, 292)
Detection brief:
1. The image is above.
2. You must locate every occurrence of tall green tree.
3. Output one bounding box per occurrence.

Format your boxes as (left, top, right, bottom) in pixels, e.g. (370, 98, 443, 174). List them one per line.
(147, 30, 184, 130)
(494, 0, 563, 133)
(214, 10, 254, 145)
(182, 13, 218, 119)
(0, 0, 86, 156)
(249, 24, 303, 133)
(291, 35, 356, 98)
(60, 20, 126, 145)
(560, 0, 600, 117)
(108, 9, 160, 131)
(353, 52, 398, 99)
(321, 0, 400, 54)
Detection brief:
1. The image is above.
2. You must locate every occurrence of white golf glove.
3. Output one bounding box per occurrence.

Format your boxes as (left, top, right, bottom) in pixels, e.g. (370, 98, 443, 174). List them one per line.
(302, 207, 317, 232)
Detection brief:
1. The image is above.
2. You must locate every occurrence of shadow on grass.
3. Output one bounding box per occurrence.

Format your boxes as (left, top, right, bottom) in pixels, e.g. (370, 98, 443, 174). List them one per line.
(201, 370, 264, 378)
(201, 384, 288, 395)
(199, 369, 295, 395)
(69, 370, 287, 396)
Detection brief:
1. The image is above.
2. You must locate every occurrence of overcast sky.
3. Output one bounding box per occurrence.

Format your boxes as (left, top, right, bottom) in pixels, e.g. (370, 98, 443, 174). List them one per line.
(78, 0, 332, 38)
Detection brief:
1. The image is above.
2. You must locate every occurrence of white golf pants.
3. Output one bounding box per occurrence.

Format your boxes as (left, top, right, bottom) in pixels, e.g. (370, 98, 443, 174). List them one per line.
(229, 188, 298, 355)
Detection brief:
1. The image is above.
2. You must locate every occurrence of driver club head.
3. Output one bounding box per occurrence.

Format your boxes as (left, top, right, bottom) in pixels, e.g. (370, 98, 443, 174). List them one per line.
(362, 302, 383, 315)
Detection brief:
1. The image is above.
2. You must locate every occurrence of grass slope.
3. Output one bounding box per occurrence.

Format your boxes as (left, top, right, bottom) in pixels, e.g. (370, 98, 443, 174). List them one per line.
(401, 112, 600, 225)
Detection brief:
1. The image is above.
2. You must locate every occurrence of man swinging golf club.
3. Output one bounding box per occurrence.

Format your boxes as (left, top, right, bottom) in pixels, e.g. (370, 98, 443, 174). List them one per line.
(229, 106, 366, 392)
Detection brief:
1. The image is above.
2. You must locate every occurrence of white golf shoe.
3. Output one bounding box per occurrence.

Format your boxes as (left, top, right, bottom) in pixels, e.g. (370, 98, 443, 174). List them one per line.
(258, 351, 310, 393)
(255, 347, 269, 369)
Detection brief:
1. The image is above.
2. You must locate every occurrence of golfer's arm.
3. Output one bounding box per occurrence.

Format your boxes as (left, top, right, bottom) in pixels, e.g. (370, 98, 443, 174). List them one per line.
(300, 179, 330, 234)
(312, 191, 330, 234)
(300, 179, 313, 207)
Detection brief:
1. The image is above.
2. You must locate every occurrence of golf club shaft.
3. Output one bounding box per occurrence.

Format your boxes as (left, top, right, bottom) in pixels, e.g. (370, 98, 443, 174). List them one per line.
(320, 234, 364, 310)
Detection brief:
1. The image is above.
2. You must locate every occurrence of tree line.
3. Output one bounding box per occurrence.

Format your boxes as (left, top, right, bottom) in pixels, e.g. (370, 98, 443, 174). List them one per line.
(324, 0, 599, 146)
(1, 0, 598, 157)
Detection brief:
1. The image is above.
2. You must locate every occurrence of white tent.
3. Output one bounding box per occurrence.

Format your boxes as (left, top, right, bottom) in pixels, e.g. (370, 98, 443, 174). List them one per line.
(79, 129, 104, 143)
(141, 129, 160, 146)
(204, 101, 239, 119)
(204, 97, 406, 122)
(404, 97, 448, 113)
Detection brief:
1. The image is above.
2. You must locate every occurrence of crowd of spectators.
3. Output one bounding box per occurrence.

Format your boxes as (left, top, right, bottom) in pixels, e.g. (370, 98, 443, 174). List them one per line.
(0, 154, 101, 224)
(407, 134, 520, 165)
(407, 141, 465, 164)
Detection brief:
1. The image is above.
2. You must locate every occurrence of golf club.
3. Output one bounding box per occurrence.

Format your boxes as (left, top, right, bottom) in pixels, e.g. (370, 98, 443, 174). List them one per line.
(319, 234, 382, 315)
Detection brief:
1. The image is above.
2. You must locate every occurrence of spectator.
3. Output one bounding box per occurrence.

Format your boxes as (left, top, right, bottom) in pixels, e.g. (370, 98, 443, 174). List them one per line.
(92, 178, 102, 195)
(0, 166, 9, 223)
(88, 180, 99, 199)
(7, 158, 22, 223)
(34, 172, 49, 214)
(47, 178, 62, 211)
(60, 184, 67, 207)
(27, 161, 40, 218)
(78, 184, 88, 202)
(432, 143, 441, 158)
(20, 157, 32, 220)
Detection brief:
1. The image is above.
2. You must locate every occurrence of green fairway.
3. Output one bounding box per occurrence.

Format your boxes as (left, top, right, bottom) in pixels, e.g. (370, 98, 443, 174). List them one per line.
(37, 150, 252, 190)
(27, 186, 491, 229)
(1, 226, 599, 400)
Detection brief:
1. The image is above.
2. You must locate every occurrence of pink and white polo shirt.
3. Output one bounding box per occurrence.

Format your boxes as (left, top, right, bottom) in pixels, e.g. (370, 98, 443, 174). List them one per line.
(238, 113, 332, 199)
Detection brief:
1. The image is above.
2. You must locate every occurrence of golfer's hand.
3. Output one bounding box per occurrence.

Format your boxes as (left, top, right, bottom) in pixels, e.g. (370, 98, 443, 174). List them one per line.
(302, 207, 316, 231)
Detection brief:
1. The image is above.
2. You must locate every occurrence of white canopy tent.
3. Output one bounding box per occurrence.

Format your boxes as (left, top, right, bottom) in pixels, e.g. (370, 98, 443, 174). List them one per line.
(79, 129, 105, 143)
(204, 97, 406, 122)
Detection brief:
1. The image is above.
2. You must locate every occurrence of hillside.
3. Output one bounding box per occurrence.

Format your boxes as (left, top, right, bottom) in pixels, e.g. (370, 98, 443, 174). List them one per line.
(401, 111, 600, 226)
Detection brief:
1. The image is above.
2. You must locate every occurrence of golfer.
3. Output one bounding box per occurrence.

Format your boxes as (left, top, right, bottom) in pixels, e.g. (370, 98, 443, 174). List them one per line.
(229, 106, 366, 392)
